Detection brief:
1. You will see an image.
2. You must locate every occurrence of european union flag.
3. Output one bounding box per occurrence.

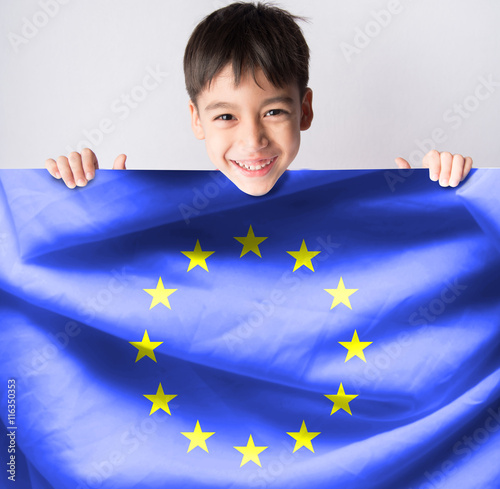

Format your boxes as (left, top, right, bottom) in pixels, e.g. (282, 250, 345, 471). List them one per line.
(0, 168, 499, 489)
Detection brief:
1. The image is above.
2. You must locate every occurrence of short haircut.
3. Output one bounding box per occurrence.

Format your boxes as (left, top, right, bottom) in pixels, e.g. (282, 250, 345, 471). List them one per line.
(183, 2, 310, 107)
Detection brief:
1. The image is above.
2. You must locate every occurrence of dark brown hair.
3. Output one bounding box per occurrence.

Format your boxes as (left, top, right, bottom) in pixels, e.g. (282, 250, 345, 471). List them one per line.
(183, 2, 310, 107)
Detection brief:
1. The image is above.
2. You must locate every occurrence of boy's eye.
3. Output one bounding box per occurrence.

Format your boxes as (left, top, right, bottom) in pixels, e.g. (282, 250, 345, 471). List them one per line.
(265, 109, 286, 117)
(215, 114, 235, 121)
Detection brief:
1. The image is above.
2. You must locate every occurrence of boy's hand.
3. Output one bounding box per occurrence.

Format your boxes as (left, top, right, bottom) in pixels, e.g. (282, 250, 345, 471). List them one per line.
(45, 148, 127, 189)
(395, 150, 473, 187)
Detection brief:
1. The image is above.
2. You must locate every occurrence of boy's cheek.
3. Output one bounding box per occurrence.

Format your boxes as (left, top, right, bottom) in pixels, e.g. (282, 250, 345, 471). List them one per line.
(204, 139, 227, 170)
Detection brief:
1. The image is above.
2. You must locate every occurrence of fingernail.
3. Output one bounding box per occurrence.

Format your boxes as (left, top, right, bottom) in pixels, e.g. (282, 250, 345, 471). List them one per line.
(67, 181, 76, 189)
(86, 172, 94, 180)
(449, 179, 458, 187)
(76, 178, 86, 187)
(430, 173, 439, 181)
(440, 178, 449, 187)
(54, 170, 61, 179)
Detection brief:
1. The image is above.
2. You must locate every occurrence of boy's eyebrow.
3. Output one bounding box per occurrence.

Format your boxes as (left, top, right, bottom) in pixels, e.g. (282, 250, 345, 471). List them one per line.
(204, 96, 295, 112)
(262, 96, 295, 107)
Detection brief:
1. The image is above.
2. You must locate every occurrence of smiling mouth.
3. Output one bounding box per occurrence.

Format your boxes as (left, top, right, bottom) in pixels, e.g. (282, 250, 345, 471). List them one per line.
(230, 156, 277, 172)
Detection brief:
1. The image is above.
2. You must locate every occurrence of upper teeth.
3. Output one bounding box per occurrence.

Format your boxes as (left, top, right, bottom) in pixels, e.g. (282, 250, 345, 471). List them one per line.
(234, 158, 274, 171)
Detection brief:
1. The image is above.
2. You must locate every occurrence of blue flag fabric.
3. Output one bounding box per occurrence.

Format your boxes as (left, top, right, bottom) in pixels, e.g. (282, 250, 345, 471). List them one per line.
(0, 168, 499, 489)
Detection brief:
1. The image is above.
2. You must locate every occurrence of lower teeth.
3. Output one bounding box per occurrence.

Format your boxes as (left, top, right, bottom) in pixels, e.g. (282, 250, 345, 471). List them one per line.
(235, 159, 273, 171)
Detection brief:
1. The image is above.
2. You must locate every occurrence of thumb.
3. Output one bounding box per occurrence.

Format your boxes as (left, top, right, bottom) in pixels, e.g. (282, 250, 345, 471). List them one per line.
(112, 154, 127, 170)
(395, 157, 411, 169)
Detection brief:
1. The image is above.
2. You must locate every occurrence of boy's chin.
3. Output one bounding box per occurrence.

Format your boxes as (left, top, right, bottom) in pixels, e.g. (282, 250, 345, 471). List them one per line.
(215, 164, 285, 196)
(231, 177, 278, 197)
(213, 157, 289, 196)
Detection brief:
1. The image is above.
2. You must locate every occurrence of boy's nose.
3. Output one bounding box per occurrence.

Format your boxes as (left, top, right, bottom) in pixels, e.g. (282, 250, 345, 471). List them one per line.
(240, 120, 269, 153)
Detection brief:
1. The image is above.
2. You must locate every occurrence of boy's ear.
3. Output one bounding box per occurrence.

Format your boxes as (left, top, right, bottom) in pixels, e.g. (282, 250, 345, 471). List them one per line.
(300, 88, 313, 131)
(189, 100, 206, 140)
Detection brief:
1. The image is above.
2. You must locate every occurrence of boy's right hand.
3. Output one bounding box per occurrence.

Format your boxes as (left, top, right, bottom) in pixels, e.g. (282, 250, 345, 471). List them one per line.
(45, 148, 127, 188)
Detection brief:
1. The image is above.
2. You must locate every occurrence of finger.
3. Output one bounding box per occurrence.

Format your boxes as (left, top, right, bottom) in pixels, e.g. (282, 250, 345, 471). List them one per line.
(56, 156, 76, 189)
(449, 154, 465, 187)
(395, 157, 411, 169)
(45, 158, 61, 179)
(81, 148, 98, 181)
(113, 154, 127, 170)
(438, 152, 453, 187)
(68, 152, 88, 187)
(462, 156, 473, 181)
(424, 150, 440, 180)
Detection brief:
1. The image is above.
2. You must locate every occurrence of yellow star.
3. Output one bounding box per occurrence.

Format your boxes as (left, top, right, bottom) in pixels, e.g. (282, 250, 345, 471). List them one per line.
(286, 239, 321, 272)
(143, 277, 177, 310)
(234, 225, 268, 257)
(324, 383, 358, 415)
(234, 435, 268, 467)
(286, 420, 321, 453)
(324, 277, 358, 309)
(181, 239, 215, 272)
(339, 330, 372, 362)
(181, 420, 215, 453)
(129, 329, 163, 362)
(143, 382, 177, 416)
(129, 330, 163, 363)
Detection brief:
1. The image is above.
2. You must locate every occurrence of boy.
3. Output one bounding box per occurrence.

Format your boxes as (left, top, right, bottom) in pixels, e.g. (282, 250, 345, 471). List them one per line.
(45, 2, 473, 195)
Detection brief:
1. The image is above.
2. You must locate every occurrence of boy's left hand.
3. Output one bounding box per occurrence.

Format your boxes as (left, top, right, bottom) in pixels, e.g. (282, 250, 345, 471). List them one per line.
(395, 150, 473, 187)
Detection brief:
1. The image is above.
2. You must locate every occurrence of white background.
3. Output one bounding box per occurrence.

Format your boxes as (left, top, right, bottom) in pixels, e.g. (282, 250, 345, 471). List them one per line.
(1, 0, 499, 170)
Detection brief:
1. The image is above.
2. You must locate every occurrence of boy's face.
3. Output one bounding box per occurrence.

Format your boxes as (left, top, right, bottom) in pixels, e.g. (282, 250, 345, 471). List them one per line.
(189, 65, 313, 196)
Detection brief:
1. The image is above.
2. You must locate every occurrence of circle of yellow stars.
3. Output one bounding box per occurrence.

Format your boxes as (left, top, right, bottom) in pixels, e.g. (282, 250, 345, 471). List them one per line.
(129, 225, 373, 467)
